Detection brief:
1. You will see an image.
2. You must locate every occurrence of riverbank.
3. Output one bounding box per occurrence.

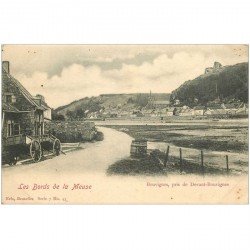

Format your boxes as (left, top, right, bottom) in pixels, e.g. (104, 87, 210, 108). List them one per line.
(101, 123, 248, 153)
(107, 149, 237, 176)
(101, 120, 248, 174)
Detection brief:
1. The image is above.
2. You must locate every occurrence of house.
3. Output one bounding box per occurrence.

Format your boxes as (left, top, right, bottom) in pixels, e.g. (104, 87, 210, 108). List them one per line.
(166, 107, 175, 116)
(119, 111, 130, 118)
(173, 107, 182, 116)
(204, 104, 226, 116)
(130, 110, 144, 118)
(193, 106, 205, 116)
(33, 94, 52, 121)
(223, 103, 238, 115)
(179, 106, 194, 116)
(174, 99, 180, 105)
(156, 108, 170, 118)
(2, 61, 51, 143)
(224, 102, 247, 115)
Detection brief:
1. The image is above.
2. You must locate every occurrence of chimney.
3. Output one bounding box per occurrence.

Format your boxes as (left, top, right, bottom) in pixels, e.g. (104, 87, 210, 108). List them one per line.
(2, 61, 10, 74)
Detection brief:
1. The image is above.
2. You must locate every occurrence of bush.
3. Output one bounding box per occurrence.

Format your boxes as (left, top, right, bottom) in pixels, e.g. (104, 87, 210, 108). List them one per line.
(94, 131, 104, 141)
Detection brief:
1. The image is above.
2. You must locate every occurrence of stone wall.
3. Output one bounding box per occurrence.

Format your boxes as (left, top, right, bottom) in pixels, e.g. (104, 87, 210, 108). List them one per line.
(45, 121, 97, 142)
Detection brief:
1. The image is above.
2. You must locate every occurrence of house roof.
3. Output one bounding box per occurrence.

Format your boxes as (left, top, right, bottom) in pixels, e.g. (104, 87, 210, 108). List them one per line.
(167, 107, 175, 112)
(2, 103, 20, 113)
(180, 108, 193, 113)
(154, 100, 170, 105)
(41, 99, 51, 110)
(194, 106, 205, 110)
(224, 103, 243, 109)
(207, 104, 223, 110)
(2, 103, 30, 113)
(2, 68, 46, 110)
(224, 104, 236, 109)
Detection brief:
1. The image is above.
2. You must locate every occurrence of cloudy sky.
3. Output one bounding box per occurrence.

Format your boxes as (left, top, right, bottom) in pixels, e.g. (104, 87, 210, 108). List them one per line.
(2, 45, 248, 108)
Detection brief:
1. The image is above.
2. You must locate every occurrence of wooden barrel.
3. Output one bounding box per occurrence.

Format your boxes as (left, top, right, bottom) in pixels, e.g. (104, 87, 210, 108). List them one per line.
(130, 139, 147, 158)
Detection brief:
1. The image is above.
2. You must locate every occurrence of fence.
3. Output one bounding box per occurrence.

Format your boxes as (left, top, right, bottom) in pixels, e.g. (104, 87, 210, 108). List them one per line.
(146, 142, 248, 174)
(164, 145, 230, 174)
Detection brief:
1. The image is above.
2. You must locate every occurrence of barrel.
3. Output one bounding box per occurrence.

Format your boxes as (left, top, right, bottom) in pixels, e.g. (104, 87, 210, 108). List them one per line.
(130, 139, 147, 158)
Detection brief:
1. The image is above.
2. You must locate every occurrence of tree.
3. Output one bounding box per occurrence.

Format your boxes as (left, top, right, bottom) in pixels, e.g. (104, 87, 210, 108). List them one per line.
(66, 110, 75, 120)
(52, 110, 65, 121)
(135, 94, 148, 108)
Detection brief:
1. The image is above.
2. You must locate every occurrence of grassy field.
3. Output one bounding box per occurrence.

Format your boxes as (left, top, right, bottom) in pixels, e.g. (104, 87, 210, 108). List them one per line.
(102, 119, 248, 176)
(102, 124, 248, 153)
(107, 149, 231, 176)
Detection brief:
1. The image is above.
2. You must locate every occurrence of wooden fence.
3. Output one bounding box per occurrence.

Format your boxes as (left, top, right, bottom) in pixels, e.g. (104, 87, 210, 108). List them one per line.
(163, 145, 230, 175)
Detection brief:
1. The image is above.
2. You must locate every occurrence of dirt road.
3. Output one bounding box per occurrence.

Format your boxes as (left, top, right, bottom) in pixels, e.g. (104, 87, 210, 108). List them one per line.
(2, 127, 132, 176)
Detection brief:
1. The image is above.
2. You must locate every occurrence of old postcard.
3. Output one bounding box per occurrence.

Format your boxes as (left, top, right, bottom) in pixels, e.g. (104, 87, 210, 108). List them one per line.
(1, 45, 248, 204)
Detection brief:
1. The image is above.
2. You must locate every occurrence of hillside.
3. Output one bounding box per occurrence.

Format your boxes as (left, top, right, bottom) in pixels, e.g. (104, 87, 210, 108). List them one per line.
(55, 93, 170, 116)
(171, 62, 248, 106)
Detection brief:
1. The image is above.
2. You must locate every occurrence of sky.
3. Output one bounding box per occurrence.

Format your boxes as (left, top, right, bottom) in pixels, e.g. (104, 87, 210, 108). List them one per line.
(2, 45, 248, 108)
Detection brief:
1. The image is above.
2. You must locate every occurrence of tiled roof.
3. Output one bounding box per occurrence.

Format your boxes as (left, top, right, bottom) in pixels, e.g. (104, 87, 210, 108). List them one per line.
(167, 107, 175, 111)
(180, 108, 193, 113)
(207, 104, 223, 110)
(2, 103, 20, 113)
(194, 106, 205, 110)
(2, 103, 30, 113)
(2, 68, 45, 110)
(224, 103, 243, 109)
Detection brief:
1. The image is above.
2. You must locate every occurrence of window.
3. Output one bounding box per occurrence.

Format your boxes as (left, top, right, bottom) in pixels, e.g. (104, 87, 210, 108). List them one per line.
(5, 94, 16, 103)
(7, 123, 13, 136)
(13, 124, 20, 135)
(11, 95, 16, 103)
(7, 121, 20, 136)
(40, 122, 44, 135)
(6, 95, 12, 103)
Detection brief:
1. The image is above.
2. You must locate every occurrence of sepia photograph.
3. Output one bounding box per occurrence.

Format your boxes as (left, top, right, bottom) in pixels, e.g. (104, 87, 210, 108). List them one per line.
(1, 1, 250, 250)
(1, 44, 249, 204)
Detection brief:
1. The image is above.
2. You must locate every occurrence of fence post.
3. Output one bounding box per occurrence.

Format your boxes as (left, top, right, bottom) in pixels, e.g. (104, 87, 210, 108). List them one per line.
(201, 150, 204, 174)
(179, 148, 183, 172)
(226, 155, 229, 173)
(164, 145, 170, 168)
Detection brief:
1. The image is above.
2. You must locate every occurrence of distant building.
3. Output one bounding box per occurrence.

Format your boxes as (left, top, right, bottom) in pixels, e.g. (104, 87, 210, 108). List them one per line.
(179, 106, 194, 116)
(173, 107, 182, 116)
(130, 110, 144, 118)
(174, 99, 180, 105)
(224, 102, 247, 115)
(166, 107, 175, 116)
(193, 106, 205, 116)
(204, 104, 226, 115)
(205, 61, 223, 74)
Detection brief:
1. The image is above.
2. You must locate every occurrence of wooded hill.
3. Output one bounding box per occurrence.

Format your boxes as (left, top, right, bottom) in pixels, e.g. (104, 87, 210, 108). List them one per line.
(55, 93, 170, 117)
(170, 62, 248, 106)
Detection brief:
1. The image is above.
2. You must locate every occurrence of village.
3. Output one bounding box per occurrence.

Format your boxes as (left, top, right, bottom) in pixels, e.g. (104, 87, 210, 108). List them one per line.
(80, 62, 248, 121)
(85, 95, 248, 121)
